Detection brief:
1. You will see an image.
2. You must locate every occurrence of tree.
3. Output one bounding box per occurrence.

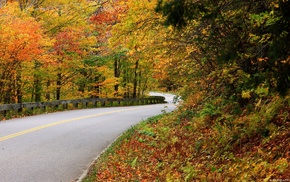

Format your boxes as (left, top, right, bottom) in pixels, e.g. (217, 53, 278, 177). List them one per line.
(52, 26, 96, 100)
(32, 0, 98, 100)
(156, 0, 290, 97)
(89, 0, 129, 97)
(0, 2, 50, 103)
(109, 0, 172, 97)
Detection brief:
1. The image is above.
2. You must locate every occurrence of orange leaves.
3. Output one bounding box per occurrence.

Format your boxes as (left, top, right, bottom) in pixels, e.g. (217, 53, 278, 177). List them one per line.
(0, 2, 53, 103)
(0, 4, 48, 62)
(0, 1, 120, 102)
(0, 4, 48, 63)
(0, 18, 43, 61)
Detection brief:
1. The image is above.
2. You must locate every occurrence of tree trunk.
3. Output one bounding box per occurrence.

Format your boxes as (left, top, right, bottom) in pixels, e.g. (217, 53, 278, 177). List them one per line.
(16, 71, 22, 103)
(114, 58, 120, 97)
(34, 77, 41, 102)
(32, 60, 42, 102)
(133, 59, 139, 98)
(56, 72, 61, 100)
(45, 80, 51, 101)
(94, 76, 100, 98)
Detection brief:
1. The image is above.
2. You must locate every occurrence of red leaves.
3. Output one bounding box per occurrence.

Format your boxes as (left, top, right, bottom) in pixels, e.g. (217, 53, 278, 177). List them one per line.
(90, 0, 128, 26)
(91, 11, 118, 26)
(54, 29, 82, 57)
(90, 0, 128, 44)
(95, 130, 161, 181)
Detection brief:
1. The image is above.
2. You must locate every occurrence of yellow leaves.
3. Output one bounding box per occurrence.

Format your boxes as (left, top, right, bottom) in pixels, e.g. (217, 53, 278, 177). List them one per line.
(37, 0, 96, 36)
(255, 84, 269, 97)
(257, 148, 267, 158)
(271, 1, 280, 9)
(0, 2, 21, 17)
(258, 57, 268, 62)
(274, 158, 289, 173)
(127, 50, 135, 55)
(100, 77, 118, 87)
(201, 28, 208, 35)
(280, 56, 290, 64)
(242, 90, 252, 99)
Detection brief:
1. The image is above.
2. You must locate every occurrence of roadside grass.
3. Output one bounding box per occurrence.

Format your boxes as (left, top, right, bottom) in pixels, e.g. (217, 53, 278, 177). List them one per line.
(82, 93, 290, 181)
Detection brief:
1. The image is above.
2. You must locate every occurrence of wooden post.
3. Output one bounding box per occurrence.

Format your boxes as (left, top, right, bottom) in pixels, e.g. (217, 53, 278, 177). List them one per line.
(3, 110, 7, 117)
(101, 100, 106, 107)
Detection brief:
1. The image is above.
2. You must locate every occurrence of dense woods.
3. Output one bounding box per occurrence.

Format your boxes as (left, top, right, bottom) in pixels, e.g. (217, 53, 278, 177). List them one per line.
(5, 0, 290, 104)
(156, 0, 290, 98)
(0, 0, 161, 104)
(1, 0, 290, 102)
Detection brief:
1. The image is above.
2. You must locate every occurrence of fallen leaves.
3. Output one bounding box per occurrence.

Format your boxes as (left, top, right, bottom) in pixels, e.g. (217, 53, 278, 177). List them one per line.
(86, 95, 290, 182)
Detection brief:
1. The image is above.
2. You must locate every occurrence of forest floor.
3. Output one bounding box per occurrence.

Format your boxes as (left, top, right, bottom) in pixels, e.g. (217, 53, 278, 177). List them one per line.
(82, 94, 290, 182)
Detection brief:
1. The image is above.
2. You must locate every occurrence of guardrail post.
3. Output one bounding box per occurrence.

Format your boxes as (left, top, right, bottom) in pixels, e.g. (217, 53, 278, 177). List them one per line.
(82, 101, 87, 108)
(101, 100, 106, 107)
(94, 101, 98, 107)
(107, 99, 111, 107)
(41, 103, 46, 111)
(62, 101, 68, 110)
(18, 104, 23, 113)
(3, 110, 7, 117)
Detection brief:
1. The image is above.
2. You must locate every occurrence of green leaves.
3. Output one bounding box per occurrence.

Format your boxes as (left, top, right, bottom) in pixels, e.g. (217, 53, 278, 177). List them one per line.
(130, 156, 138, 167)
(156, 0, 290, 96)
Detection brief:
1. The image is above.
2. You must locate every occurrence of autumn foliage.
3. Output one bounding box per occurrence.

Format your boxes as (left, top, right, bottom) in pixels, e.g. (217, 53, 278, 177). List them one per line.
(0, 0, 145, 103)
(0, 3, 49, 103)
(86, 98, 290, 181)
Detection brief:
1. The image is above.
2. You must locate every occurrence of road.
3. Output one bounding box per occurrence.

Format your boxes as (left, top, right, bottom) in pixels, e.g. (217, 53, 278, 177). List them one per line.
(149, 92, 180, 104)
(0, 98, 176, 182)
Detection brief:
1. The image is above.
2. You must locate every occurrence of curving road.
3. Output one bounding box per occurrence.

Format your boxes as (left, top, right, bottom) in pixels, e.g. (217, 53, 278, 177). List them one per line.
(0, 95, 176, 182)
(149, 92, 180, 104)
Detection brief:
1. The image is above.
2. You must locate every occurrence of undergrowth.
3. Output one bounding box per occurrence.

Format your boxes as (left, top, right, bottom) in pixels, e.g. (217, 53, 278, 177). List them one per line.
(83, 93, 290, 181)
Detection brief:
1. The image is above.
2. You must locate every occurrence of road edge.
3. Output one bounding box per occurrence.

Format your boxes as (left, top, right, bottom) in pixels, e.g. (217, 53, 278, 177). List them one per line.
(76, 129, 129, 182)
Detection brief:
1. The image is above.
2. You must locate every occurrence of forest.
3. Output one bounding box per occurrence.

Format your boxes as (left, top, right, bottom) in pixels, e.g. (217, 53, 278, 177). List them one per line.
(0, 0, 161, 104)
(3, 0, 289, 104)
(1, 0, 290, 181)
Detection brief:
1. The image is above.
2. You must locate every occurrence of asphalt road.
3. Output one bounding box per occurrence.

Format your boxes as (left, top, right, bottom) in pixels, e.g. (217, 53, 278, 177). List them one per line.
(0, 99, 176, 182)
(149, 92, 180, 104)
